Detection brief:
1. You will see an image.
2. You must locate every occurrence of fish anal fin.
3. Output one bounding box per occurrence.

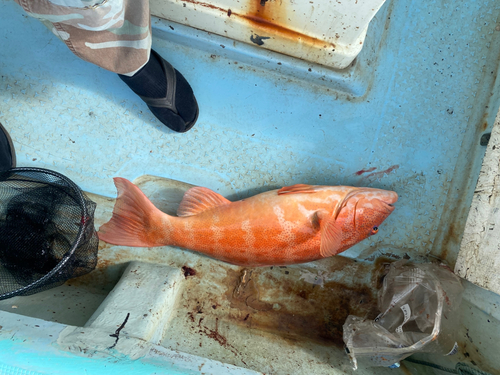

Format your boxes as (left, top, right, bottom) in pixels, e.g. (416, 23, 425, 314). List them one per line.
(177, 187, 231, 217)
(277, 184, 318, 195)
(319, 214, 343, 258)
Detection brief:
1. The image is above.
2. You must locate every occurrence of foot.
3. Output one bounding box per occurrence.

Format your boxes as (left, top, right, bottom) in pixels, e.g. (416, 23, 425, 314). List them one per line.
(119, 50, 199, 133)
(0, 122, 16, 171)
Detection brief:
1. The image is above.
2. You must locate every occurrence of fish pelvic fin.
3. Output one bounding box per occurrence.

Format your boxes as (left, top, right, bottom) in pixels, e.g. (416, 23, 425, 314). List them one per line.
(98, 177, 168, 247)
(177, 187, 231, 217)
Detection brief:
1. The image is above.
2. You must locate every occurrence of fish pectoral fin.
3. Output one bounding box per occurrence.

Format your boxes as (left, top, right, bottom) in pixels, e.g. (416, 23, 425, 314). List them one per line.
(177, 187, 232, 217)
(277, 184, 318, 195)
(319, 214, 343, 258)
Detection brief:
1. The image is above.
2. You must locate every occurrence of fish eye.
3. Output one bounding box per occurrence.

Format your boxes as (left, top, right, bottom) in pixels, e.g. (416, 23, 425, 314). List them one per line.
(371, 226, 379, 235)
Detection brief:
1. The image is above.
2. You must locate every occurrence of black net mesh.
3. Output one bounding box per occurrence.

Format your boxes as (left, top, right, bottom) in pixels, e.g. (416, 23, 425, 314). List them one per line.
(0, 168, 98, 300)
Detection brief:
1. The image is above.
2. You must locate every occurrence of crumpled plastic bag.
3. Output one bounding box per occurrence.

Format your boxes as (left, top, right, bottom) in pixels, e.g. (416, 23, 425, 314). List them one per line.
(343, 260, 463, 369)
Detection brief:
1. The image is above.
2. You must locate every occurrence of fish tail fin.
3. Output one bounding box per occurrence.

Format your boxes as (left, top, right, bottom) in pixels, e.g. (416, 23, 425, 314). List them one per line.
(98, 177, 170, 247)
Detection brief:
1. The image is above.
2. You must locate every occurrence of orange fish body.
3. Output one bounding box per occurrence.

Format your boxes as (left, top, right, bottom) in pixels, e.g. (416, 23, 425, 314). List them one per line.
(98, 178, 398, 267)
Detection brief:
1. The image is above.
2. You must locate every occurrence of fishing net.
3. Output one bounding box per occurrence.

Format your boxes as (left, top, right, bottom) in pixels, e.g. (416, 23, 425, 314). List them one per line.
(0, 168, 98, 300)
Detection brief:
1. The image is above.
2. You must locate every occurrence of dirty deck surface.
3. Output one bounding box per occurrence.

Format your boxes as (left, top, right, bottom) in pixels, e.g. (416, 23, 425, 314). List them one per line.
(2, 176, 500, 375)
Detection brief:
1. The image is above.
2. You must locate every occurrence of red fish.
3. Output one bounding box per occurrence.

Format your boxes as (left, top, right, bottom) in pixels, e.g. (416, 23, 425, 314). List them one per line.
(98, 178, 398, 267)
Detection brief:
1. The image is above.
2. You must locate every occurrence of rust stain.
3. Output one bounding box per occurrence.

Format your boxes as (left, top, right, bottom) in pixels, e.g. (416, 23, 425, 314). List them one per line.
(435, 209, 469, 267)
(365, 165, 399, 179)
(96, 241, 135, 269)
(168, 257, 390, 368)
(180, 0, 335, 50)
(481, 121, 488, 132)
(354, 167, 377, 176)
(98, 240, 113, 252)
(480, 110, 489, 132)
(220, 262, 378, 347)
(240, 15, 334, 49)
(439, 222, 456, 261)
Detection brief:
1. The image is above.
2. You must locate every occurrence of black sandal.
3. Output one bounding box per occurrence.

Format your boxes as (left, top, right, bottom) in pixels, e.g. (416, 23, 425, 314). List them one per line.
(0, 122, 16, 172)
(119, 50, 199, 133)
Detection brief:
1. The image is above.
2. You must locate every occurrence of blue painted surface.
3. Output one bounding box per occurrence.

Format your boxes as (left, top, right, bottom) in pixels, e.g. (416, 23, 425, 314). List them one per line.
(1, 0, 498, 268)
(0, 314, 189, 375)
(0, 339, 188, 375)
(0, 0, 500, 373)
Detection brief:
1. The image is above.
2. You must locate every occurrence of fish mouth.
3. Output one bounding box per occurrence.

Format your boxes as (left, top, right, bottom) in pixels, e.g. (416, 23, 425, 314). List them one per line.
(384, 192, 398, 205)
(380, 192, 398, 212)
(377, 201, 395, 214)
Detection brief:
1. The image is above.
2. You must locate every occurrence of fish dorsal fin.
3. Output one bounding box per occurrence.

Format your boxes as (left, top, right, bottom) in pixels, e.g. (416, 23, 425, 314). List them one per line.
(177, 187, 231, 217)
(277, 184, 318, 195)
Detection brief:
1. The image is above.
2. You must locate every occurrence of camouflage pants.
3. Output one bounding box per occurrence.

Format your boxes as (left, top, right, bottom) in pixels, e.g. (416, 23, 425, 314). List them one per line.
(15, 0, 151, 76)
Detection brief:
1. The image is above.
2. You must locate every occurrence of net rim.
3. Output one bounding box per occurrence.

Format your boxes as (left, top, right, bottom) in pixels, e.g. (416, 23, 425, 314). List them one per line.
(0, 167, 92, 300)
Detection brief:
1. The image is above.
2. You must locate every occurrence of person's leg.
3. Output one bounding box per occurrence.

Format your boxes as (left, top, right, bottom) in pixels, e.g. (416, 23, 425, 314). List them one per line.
(14, 0, 198, 132)
(15, 0, 151, 75)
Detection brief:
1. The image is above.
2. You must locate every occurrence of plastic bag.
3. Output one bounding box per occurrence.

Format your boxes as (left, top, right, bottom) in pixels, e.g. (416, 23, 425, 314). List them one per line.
(343, 260, 463, 369)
